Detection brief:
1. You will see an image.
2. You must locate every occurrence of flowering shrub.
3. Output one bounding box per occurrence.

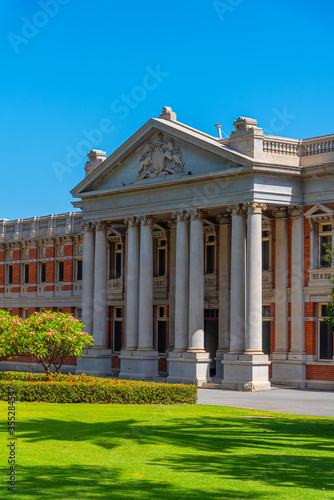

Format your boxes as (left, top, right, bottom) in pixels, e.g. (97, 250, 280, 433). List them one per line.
(0, 310, 27, 361)
(23, 311, 94, 374)
(0, 372, 197, 404)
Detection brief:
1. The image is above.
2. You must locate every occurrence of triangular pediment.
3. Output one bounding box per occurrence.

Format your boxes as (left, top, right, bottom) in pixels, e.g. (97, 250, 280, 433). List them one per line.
(71, 118, 252, 198)
(305, 204, 334, 220)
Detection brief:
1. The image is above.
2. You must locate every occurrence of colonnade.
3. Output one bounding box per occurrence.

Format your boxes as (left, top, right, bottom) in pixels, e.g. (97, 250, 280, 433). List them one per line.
(80, 204, 305, 388)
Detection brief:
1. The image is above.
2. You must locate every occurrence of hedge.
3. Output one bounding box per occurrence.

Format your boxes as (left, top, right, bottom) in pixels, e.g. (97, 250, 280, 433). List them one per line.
(0, 372, 197, 405)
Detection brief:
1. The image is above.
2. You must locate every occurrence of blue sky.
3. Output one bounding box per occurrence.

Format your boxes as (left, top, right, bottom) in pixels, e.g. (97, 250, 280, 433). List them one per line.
(1, 0, 333, 220)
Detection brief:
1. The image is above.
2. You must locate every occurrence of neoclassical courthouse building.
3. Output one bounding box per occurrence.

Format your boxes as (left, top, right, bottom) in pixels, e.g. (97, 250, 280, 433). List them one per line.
(1, 107, 333, 390)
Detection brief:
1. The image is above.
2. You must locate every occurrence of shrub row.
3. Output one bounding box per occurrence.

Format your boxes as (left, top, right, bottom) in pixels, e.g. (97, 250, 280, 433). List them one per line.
(0, 373, 197, 404)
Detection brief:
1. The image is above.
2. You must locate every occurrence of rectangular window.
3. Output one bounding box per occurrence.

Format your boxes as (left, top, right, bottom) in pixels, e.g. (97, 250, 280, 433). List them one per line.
(23, 263, 29, 284)
(204, 234, 215, 274)
(319, 223, 332, 268)
(113, 307, 123, 352)
(74, 307, 82, 320)
(318, 304, 333, 360)
(40, 262, 46, 283)
(7, 265, 13, 285)
(262, 305, 271, 355)
(76, 260, 83, 281)
(262, 230, 270, 271)
(22, 308, 29, 319)
(156, 306, 167, 353)
(58, 261, 64, 282)
(157, 239, 167, 277)
(110, 242, 122, 279)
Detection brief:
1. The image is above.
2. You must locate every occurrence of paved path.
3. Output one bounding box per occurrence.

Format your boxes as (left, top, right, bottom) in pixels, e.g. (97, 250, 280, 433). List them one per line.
(197, 386, 334, 417)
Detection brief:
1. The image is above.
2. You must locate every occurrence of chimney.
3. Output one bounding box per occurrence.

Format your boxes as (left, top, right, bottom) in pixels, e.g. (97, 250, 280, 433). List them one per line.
(228, 117, 264, 158)
(215, 123, 222, 139)
(84, 150, 107, 177)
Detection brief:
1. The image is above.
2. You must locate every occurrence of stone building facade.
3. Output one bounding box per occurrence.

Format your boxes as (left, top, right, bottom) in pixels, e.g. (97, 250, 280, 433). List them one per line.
(1, 107, 334, 390)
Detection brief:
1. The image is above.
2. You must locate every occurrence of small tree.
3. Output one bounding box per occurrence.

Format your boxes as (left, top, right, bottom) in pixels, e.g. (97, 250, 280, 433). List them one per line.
(0, 310, 27, 362)
(324, 245, 334, 330)
(24, 311, 94, 374)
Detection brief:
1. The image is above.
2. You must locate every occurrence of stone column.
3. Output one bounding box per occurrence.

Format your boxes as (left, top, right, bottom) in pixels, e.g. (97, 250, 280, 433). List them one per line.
(120, 215, 158, 380)
(174, 211, 190, 352)
(245, 202, 266, 354)
(77, 220, 111, 377)
(124, 217, 140, 351)
(81, 222, 95, 336)
(288, 206, 306, 386)
(137, 216, 154, 350)
(188, 210, 205, 351)
(228, 204, 246, 353)
(222, 203, 270, 391)
(168, 209, 210, 385)
(93, 221, 108, 347)
(167, 221, 176, 351)
(215, 214, 231, 380)
(273, 208, 288, 356)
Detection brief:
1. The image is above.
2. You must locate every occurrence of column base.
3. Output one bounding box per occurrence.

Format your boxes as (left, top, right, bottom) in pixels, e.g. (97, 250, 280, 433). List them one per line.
(271, 355, 306, 388)
(75, 348, 112, 377)
(167, 351, 211, 386)
(221, 353, 271, 391)
(119, 350, 159, 381)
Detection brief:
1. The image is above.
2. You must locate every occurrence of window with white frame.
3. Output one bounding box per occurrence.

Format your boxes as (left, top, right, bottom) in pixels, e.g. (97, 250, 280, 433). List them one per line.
(7, 264, 13, 285)
(109, 241, 122, 279)
(319, 223, 332, 268)
(74, 307, 82, 320)
(21, 308, 29, 319)
(40, 262, 46, 283)
(112, 306, 123, 352)
(57, 261, 64, 282)
(317, 304, 333, 360)
(75, 259, 83, 281)
(155, 238, 167, 277)
(262, 305, 272, 355)
(262, 230, 270, 271)
(23, 263, 29, 284)
(156, 306, 167, 353)
(204, 233, 215, 274)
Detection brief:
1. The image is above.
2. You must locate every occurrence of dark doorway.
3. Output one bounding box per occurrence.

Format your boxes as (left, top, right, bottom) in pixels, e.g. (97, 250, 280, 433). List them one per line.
(204, 309, 219, 377)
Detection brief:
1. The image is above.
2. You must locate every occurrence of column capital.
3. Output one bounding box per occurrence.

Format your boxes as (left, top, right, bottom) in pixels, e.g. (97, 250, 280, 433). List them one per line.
(273, 207, 288, 219)
(171, 210, 190, 222)
(243, 202, 267, 214)
(124, 216, 139, 227)
(137, 215, 155, 226)
(227, 204, 246, 215)
(187, 208, 204, 220)
(81, 221, 95, 231)
(288, 205, 304, 217)
(217, 214, 231, 225)
(95, 221, 109, 231)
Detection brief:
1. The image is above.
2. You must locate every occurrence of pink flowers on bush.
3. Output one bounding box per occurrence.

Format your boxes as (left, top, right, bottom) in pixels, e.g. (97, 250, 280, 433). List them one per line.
(0, 309, 94, 374)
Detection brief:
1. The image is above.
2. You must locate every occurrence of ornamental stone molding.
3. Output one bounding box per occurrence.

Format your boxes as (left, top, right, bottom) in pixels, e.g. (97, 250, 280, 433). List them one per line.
(273, 207, 288, 218)
(227, 204, 246, 215)
(81, 221, 95, 231)
(137, 215, 155, 226)
(288, 205, 303, 217)
(95, 221, 109, 231)
(137, 132, 184, 180)
(217, 214, 231, 225)
(124, 216, 139, 227)
(171, 210, 190, 222)
(243, 202, 267, 214)
(187, 208, 204, 220)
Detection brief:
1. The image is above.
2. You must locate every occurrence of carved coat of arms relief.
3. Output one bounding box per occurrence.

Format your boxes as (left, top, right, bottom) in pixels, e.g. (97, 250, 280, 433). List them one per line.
(137, 132, 184, 179)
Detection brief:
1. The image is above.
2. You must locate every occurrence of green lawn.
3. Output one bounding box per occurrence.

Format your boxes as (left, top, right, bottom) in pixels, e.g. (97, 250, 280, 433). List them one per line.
(0, 402, 333, 499)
